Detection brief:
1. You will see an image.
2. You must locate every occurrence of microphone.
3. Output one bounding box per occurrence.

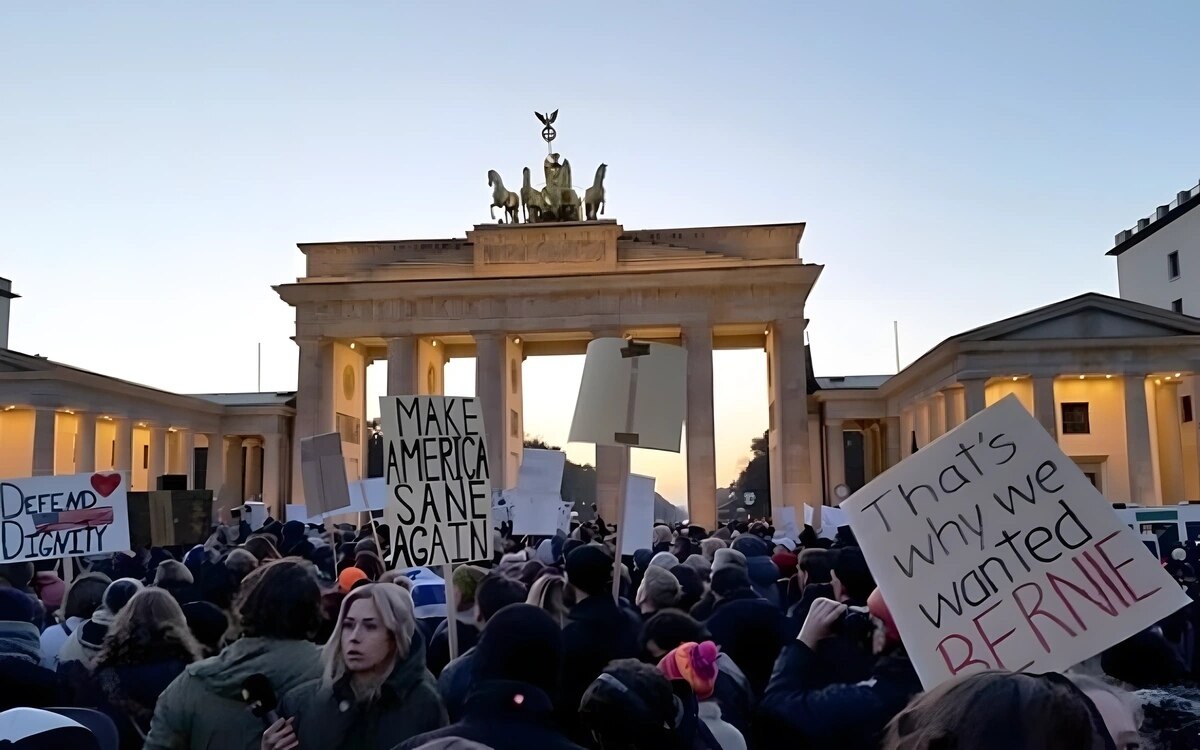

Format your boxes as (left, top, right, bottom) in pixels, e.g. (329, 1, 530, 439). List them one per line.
(241, 673, 281, 725)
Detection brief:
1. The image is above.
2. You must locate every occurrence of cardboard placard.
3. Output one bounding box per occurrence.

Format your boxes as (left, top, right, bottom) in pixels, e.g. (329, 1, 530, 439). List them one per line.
(285, 504, 311, 524)
(380, 396, 493, 567)
(776, 506, 800, 540)
(620, 474, 657, 551)
(843, 395, 1191, 689)
(300, 432, 353, 518)
(568, 338, 687, 452)
(804, 504, 846, 540)
(0, 472, 131, 561)
(507, 449, 569, 536)
(491, 490, 512, 524)
(349, 478, 388, 513)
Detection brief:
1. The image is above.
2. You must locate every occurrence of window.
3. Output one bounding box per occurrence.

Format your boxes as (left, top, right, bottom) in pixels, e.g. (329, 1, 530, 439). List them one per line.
(336, 412, 361, 444)
(1184, 395, 1194, 423)
(1061, 402, 1090, 434)
(510, 409, 519, 438)
(1169, 251, 1181, 279)
(142, 444, 149, 469)
(1173, 298, 1184, 314)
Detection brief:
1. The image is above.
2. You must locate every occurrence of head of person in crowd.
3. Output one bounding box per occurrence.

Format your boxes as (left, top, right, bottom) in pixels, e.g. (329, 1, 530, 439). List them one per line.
(451, 565, 488, 616)
(640, 610, 711, 661)
(771, 548, 798, 579)
(711, 548, 747, 576)
(527, 573, 571, 627)
(102, 578, 143, 617)
(474, 572, 527, 629)
(352, 550, 385, 582)
(0, 587, 38, 627)
(710, 567, 754, 601)
(474, 604, 565, 695)
(867, 588, 902, 656)
(882, 671, 1113, 750)
(580, 658, 683, 750)
(235, 559, 322, 641)
(670, 535, 693, 564)
(338, 566, 369, 594)
(96, 588, 203, 669)
(31, 568, 65, 616)
(518, 560, 547, 589)
(243, 535, 281, 563)
(649, 551, 678, 570)
(831, 547, 875, 604)
(153, 560, 197, 605)
(636, 566, 681, 615)
(182, 601, 228, 656)
(378, 570, 414, 591)
(796, 548, 833, 589)
(223, 547, 258, 584)
(652, 524, 673, 552)
(699, 537, 727, 563)
(682, 554, 711, 581)
(658, 641, 719, 700)
(0, 562, 35, 591)
(1067, 674, 1142, 750)
(566, 544, 614, 600)
(669, 565, 705, 611)
(322, 583, 418, 700)
(60, 573, 110, 625)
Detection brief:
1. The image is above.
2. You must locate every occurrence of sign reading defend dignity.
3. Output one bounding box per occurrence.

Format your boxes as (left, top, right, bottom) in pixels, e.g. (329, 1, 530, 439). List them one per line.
(0, 472, 131, 562)
(380, 396, 493, 568)
(843, 395, 1189, 690)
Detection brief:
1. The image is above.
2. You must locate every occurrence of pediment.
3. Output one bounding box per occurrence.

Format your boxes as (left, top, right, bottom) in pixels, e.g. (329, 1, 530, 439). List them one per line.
(957, 294, 1200, 343)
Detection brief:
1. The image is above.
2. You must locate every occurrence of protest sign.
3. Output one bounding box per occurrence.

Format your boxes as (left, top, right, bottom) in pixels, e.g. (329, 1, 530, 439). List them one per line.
(776, 506, 800, 540)
(491, 490, 512, 524)
(349, 478, 388, 513)
(843, 395, 1190, 689)
(620, 474, 656, 551)
(0, 472, 130, 562)
(379, 395, 493, 568)
(300, 432, 353, 518)
(569, 338, 687, 452)
(507, 449, 569, 536)
(285, 505, 311, 524)
(129, 490, 213, 548)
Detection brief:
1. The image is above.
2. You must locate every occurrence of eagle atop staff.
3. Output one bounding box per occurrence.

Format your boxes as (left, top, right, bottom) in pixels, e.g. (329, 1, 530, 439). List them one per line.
(534, 110, 558, 126)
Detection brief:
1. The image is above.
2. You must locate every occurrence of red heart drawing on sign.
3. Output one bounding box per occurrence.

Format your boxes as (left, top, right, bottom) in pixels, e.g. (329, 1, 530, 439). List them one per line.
(90, 473, 122, 498)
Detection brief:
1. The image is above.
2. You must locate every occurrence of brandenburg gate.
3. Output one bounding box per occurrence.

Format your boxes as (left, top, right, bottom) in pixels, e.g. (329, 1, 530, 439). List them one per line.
(276, 117, 823, 527)
(276, 219, 821, 528)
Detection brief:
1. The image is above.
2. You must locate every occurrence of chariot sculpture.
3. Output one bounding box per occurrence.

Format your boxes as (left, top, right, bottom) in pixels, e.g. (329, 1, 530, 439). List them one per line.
(485, 110, 608, 224)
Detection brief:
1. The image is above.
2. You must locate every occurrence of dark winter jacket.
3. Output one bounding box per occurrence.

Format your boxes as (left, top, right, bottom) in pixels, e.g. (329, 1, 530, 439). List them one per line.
(759, 643, 921, 750)
(144, 636, 322, 750)
(91, 659, 189, 750)
(704, 589, 786, 697)
(436, 646, 477, 721)
(426, 616, 479, 677)
(394, 679, 584, 750)
(561, 594, 641, 724)
(0, 621, 64, 711)
(744, 556, 782, 608)
(712, 652, 755, 738)
(279, 630, 447, 750)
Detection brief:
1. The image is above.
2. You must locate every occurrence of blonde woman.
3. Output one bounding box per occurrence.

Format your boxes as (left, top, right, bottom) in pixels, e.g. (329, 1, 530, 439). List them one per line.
(263, 583, 447, 750)
(90, 588, 204, 750)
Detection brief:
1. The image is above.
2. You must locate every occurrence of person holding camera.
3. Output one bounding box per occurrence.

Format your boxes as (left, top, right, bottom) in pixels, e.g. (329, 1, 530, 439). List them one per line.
(758, 589, 921, 750)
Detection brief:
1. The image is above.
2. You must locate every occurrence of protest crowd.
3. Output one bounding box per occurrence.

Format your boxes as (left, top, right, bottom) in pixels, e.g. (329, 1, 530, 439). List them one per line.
(0, 505, 1199, 750)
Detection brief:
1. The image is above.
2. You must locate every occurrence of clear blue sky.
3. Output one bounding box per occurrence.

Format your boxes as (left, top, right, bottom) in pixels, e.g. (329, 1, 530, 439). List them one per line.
(4, 2, 1199, 503)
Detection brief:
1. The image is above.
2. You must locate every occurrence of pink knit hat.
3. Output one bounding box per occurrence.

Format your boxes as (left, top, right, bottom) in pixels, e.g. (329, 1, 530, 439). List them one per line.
(657, 641, 720, 700)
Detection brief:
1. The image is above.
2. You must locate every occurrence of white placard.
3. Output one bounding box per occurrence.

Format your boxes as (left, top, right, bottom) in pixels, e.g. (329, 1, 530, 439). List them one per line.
(558, 502, 574, 533)
(518, 449, 566, 493)
(285, 504, 311, 524)
(568, 338, 687, 452)
(242, 501, 268, 531)
(349, 478, 388, 513)
(776, 506, 800, 540)
(0, 472, 131, 562)
(510, 493, 568, 536)
(843, 395, 1191, 690)
(621, 474, 657, 551)
(804, 504, 847, 539)
(491, 490, 513, 524)
(300, 432, 353, 517)
(380, 396, 493, 567)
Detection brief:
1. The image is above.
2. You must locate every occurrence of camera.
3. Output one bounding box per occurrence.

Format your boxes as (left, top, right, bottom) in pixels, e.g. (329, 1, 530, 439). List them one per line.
(834, 607, 876, 647)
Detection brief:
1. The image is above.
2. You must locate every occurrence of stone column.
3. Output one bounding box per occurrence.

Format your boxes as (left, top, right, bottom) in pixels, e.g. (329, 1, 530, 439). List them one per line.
(206, 434, 225, 495)
(1155, 381, 1185, 505)
(884, 416, 901, 470)
(1125, 375, 1156, 505)
(473, 332, 523, 490)
(292, 337, 334, 504)
(261, 434, 282, 515)
(31, 409, 57, 476)
(1032, 376, 1058, 440)
(243, 438, 264, 499)
(825, 419, 846, 503)
(962, 378, 988, 417)
(386, 336, 418, 396)
(767, 319, 813, 516)
(943, 388, 965, 431)
(418, 339, 447, 395)
(683, 324, 717, 530)
(226, 436, 245, 505)
(863, 423, 879, 482)
(75, 413, 97, 473)
(181, 431, 196, 489)
(929, 393, 946, 440)
(148, 427, 168, 489)
(113, 419, 133, 474)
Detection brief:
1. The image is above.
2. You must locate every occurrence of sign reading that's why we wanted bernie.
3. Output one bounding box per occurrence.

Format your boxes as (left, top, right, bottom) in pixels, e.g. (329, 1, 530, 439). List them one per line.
(843, 395, 1190, 690)
(380, 396, 493, 568)
(0, 472, 131, 562)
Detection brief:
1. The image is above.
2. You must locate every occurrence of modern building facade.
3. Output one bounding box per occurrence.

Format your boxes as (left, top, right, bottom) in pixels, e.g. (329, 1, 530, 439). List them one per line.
(1111, 179, 1200, 314)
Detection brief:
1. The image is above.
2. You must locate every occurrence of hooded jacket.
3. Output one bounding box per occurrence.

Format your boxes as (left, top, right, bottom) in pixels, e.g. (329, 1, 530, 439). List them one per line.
(704, 588, 786, 698)
(278, 629, 447, 750)
(143, 637, 322, 750)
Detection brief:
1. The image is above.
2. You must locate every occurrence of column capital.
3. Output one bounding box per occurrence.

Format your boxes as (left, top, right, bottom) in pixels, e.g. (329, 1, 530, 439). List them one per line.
(241, 437, 264, 449)
(825, 417, 845, 429)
